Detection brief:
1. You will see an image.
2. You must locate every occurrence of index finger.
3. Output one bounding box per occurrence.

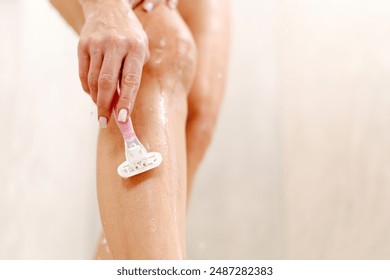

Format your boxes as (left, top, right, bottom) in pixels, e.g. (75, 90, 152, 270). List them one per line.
(116, 54, 144, 122)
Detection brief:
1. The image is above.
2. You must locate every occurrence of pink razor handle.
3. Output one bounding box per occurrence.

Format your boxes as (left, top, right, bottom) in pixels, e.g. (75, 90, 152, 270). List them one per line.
(113, 112, 136, 141)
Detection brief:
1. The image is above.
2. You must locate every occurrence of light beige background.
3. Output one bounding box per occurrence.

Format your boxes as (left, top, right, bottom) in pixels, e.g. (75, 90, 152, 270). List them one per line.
(0, 0, 389, 259)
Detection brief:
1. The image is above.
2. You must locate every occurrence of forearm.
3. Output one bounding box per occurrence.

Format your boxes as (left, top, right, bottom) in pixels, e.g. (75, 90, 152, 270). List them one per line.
(50, 0, 84, 33)
(49, 0, 134, 34)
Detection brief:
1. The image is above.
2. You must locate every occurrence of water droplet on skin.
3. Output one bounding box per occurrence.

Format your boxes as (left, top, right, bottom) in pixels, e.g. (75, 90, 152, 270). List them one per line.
(155, 38, 166, 53)
(159, 95, 168, 127)
(159, 38, 166, 48)
(99, 237, 110, 253)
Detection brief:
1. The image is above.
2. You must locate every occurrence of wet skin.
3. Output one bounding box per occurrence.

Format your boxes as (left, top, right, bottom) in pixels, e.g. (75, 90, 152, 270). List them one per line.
(50, 0, 230, 259)
(97, 4, 196, 259)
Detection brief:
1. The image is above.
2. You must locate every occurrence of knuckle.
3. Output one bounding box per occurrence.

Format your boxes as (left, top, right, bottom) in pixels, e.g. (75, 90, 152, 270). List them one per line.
(88, 38, 103, 52)
(78, 39, 88, 52)
(88, 72, 98, 83)
(91, 48, 102, 58)
(122, 74, 140, 88)
(88, 74, 99, 91)
(104, 36, 132, 53)
(129, 38, 146, 54)
(87, 36, 99, 45)
(101, 35, 145, 57)
(79, 71, 88, 81)
(105, 35, 122, 46)
(98, 74, 116, 89)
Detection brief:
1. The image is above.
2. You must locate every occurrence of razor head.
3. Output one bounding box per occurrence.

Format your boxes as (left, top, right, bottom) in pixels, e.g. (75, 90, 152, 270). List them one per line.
(117, 147, 163, 179)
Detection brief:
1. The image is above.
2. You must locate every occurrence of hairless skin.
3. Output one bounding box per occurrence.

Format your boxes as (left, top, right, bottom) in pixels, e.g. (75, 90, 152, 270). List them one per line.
(179, 0, 231, 199)
(50, 0, 230, 259)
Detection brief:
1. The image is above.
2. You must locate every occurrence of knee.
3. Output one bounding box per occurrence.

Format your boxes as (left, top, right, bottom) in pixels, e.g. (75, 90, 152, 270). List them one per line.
(148, 34, 197, 91)
(186, 103, 218, 152)
(187, 81, 225, 153)
(142, 10, 197, 91)
(170, 34, 197, 90)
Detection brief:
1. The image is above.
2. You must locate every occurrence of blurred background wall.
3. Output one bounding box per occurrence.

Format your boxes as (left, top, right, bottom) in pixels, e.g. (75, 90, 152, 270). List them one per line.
(0, 0, 100, 259)
(0, 0, 389, 259)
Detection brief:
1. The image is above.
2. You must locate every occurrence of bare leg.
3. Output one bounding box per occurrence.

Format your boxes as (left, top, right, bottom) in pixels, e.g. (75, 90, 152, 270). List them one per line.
(50, 0, 228, 259)
(178, 0, 231, 201)
(95, 0, 230, 255)
(96, 5, 196, 259)
(95, 232, 112, 260)
(51, 1, 196, 259)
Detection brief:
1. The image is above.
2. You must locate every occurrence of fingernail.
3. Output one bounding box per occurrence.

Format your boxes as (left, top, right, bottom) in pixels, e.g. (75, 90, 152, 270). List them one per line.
(143, 2, 154, 12)
(99, 116, 107, 128)
(168, 0, 178, 9)
(118, 109, 128, 122)
(128, 0, 136, 8)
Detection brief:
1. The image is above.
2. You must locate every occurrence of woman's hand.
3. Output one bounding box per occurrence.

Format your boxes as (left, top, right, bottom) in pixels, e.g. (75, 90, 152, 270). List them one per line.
(78, 0, 150, 127)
